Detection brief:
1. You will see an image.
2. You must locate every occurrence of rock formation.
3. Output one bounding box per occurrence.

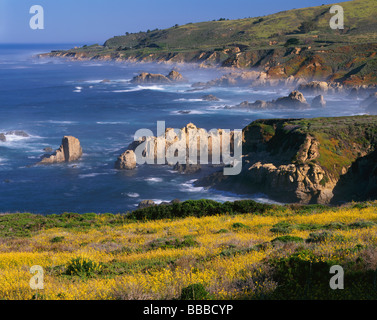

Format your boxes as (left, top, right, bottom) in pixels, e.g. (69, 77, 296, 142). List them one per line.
(38, 136, 83, 164)
(131, 70, 185, 84)
(231, 90, 309, 110)
(311, 95, 326, 108)
(131, 72, 171, 84)
(6, 130, 29, 137)
(115, 123, 235, 173)
(167, 70, 185, 82)
(0, 133, 5, 142)
(138, 200, 156, 209)
(360, 92, 377, 108)
(115, 150, 137, 170)
(196, 116, 377, 205)
(201, 94, 220, 101)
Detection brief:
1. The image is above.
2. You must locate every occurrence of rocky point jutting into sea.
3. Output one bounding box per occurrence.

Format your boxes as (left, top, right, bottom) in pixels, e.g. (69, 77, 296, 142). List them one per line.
(195, 115, 377, 205)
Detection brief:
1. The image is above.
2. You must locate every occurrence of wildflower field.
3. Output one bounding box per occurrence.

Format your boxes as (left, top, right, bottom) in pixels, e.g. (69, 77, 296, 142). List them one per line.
(1, 200, 377, 300)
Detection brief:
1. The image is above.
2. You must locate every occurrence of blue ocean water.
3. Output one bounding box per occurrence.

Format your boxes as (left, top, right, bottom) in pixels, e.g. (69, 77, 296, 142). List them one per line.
(0, 44, 362, 214)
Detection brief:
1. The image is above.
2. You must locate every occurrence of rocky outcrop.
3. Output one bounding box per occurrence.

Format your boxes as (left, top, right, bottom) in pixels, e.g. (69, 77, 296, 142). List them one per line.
(173, 163, 201, 174)
(298, 81, 330, 94)
(201, 94, 219, 101)
(311, 95, 326, 108)
(361, 92, 377, 114)
(138, 200, 156, 209)
(115, 123, 234, 173)
(366, 100, 377, 115)
(0, 130, 30, 142)
(38, 136, 83, 164)
(274, 90, 308, 108)
(360, 92, 377, 108)
(196, 116, 377, 204)
(131, 70, 184, 84)
(131, 72, 171, 84)
(6, 130, 29, 137)
(167, 70, 185, 82)
(231, 91, 309, 110)
(115, 150, 137, 170)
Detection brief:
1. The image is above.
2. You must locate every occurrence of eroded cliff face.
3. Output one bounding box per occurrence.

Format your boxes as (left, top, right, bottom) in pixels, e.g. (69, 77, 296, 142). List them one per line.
(197, 116, 377, 204)
(40, 43, 377, 86)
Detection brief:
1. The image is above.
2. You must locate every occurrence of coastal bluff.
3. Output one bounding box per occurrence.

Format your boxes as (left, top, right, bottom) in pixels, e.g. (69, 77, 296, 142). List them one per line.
(196, 116, 377, 205)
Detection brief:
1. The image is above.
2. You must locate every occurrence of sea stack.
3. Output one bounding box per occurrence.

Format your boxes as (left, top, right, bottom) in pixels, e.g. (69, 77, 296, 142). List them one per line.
(39, 136, 83, 164)
(114, 150, 137, 170)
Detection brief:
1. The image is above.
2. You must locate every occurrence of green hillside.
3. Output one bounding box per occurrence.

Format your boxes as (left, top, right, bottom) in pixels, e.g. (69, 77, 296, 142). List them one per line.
(42, 0, 377, 84)
(103, 0, 377, 51)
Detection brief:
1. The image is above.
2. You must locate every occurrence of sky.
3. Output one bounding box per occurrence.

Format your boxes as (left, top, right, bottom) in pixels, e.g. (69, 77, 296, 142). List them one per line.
(0, 0, 341, 45)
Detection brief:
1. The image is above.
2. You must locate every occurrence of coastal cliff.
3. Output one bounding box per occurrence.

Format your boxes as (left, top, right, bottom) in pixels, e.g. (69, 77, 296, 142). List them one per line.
(196, 116, 377, 204)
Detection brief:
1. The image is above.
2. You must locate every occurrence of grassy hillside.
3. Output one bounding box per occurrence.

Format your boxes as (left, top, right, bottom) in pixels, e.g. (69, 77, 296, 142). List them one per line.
(103, 0, 377, 51)
(1, 200, 377, 299)
(43, 0, 377, 84)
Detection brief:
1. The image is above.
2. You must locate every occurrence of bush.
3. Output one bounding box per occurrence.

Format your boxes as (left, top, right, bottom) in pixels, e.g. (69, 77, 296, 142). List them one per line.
(65, 257, 101, 278)
(180, 283, 209, 300)
(128, 199, 272, 221)
(231, 222, 251, 231)
(284, 38, 300, 47)
(349, 221, 376, 229)
(271, 235, 304, 243)
(270, 222, 292, 234)
(305, 231, 332, 243)
(50, 236, 64, 243)
(299, 21, 317, 33)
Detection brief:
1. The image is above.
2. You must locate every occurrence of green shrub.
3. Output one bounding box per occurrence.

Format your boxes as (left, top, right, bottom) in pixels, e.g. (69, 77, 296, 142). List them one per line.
(270, 222, 292, 234)
(348, 221, 376, 229)
(284, 38, 300, 47)
(50, 236, 64, 243)
(306, 231, 332, 243)
(128, 199, 273, 221)
(231, 222, 251, 231)
(271, 235, 304, 243)
(215, 229, 228, 234)
(180, 283, 209, 300)
(65, 257, 101, 278)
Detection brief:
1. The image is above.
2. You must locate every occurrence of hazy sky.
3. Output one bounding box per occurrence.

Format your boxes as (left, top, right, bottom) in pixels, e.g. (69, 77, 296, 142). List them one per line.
(0, 0, 340, 44)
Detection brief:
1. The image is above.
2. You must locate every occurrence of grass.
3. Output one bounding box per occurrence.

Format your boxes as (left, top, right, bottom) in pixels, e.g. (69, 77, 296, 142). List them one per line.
(2, 200, 377, 299)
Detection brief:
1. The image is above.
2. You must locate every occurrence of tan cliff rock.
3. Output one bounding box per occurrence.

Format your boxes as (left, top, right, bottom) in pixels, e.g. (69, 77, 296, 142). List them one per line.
(38, 136, 83, 164)
(115, 123, 236, 173)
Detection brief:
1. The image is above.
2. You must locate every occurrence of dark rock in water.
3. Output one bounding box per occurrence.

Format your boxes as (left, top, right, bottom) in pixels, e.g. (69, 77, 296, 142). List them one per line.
(38, 136, 83, 164)
(177, 110, 191, 114)
(201, 94, 219, 101)
(231, 91, 308, 110)
(43, 147, 53, 153)
(366, 99, 377, 115)
(191, 82, 208, 88)
(131, 70, 185, 84)
(311, 95, 326, 108)
(3, 179, 10, 183)
(138, 200, 156, 209)
(173, 163, 201, 174)
(131, 72, 171, 84)
(100, 79, 111, 83)
(0, 133, 5, 142)
(360, 92, 377, 108)
(273, 90, 309, 108)
(6, 130, 29, 137)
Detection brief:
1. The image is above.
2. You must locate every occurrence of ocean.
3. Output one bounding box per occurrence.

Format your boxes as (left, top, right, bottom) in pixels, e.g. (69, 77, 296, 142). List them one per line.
(0, 44, 362, 214)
